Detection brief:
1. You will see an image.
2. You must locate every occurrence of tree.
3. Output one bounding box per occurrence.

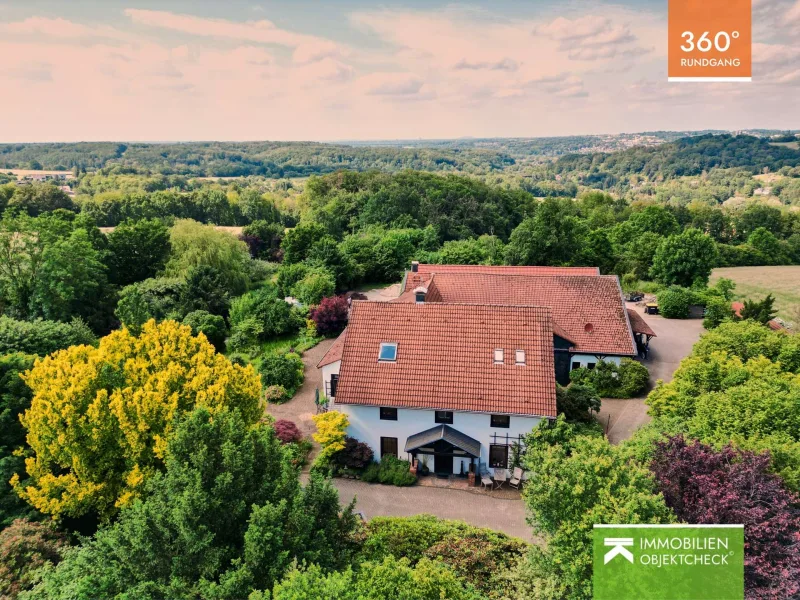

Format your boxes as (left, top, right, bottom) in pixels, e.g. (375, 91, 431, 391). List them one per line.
(555, 383, 601, 423)
(579, 229, 615, 274)
(651, 436, 800, 598)
(0, 354, 38, 527)
(8, 183, 74, 216)
(518, 418, 674, 599)
(0, 518, 68, 599)
(180, 264, 231, 317)
(306, 236, 357, 290)
(702, 296, 734, 329)
(747, 227, 786, 264)
(240, 220, 284, 261)
(115, 277, 186, 333)
(650, 228, 718, 287)
(273, 419, 303, 444)
(620, 232, 664, 280)
(26, 408, 359, 600)
(334, 436, 374, 469)
(106, 219, 171, 286)
(504, 199, 587, 266)
(228, 286, 297, 350)
(281, 222, 327, 264)
(740, 294, 777, 325)
(290, 268, 336, 306)
(182, 310, 227, 352)
(310, 296, 349, 337)
(260, 352, 304, 397)
(312, 411, 349, 465)
(164, 219, 252, 296)
(13, 320, 263, 521)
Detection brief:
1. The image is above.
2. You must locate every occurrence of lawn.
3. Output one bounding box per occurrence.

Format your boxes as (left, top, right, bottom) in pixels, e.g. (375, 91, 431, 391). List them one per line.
(710, 266, 800, 322)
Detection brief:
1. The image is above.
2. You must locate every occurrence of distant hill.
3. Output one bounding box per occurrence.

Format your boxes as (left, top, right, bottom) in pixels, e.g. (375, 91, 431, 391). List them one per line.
(552, 134, 800, 187)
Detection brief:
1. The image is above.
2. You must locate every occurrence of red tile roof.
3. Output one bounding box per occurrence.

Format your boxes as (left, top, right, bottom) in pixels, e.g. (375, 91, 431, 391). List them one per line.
(626, 309, 657, 337)
(403, 264, 600, 292)
(398, 273, 636, 356)
(731, 302, 784, 330)
(317, 328, 347, 367)
(335, 301, 557, 417)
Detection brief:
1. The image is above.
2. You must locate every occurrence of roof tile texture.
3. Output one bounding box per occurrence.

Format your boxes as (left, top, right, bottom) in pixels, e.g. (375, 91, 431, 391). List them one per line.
(335, 301, 557, 417)
(404, 264, 600, 292)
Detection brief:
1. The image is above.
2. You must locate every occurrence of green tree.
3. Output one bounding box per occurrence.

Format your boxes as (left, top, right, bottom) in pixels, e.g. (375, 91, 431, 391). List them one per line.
(106, 219, 171, 286)
(740, 294, 777, 325)
(260, 352, 304, 396)
(579, 229, 616, 274)
(281, 222, 327, 264)
(180, 264, 231, 317)
(27, 408, 359, 600)
(164, 219, 252, 296)
(650, 228, 718, 286)
(504, 199, 587, 266)
(182, 310, 227, 352)
(290, 268, 336, 305)
(703, 296, 734, 329)
(0, 316, 96, 356)
(8, 183, 74, 216)
(657, 285, 692, 319)
(115, 277, 186, 333)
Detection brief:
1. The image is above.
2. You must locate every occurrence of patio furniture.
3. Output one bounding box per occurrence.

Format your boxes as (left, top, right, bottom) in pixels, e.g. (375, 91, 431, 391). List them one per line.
(493, 468, 507, 490)
(509, 467, 523, 489)
(481, 473, 494, 491)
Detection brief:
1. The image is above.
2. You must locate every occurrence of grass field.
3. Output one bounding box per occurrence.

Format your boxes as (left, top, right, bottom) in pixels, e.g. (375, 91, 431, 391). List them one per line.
(710, 266, 800, 322)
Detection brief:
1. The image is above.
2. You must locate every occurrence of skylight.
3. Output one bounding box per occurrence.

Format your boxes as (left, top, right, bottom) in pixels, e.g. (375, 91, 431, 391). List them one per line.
(515, 350, 526, 365)
(493, 348, 504, 364)
(379, 342, 398, 362)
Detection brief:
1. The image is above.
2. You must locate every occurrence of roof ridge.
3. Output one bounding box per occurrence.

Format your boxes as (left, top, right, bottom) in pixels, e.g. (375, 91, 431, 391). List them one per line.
(351, 299, 554, 311)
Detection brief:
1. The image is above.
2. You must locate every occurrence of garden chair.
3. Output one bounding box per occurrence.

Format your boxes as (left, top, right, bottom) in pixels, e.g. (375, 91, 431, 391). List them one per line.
(509, 467, 523, 489)
(479, 465, 493, 491)
(493, 468, 507, 490)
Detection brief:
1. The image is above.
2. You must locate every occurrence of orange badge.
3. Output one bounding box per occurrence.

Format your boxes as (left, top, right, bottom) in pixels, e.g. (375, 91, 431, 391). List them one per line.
(668, 0, 751, 82)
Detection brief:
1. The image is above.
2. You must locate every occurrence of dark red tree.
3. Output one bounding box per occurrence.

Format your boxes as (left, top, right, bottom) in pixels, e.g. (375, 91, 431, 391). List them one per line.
(335, 436, 374, 470)
(310, 295, 349, 337)
(273, 419, 303, 444)
(651, 435, 800, 599)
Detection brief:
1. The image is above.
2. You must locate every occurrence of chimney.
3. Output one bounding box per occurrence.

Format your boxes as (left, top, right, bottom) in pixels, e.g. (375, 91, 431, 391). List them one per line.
(411, 261, 419, 273)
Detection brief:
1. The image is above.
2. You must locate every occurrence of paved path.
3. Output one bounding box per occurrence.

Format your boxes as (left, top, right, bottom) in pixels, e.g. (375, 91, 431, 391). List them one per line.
(324, 477, 533, 542)
(266, 338, 335, 447)
(597, 304, 705, 443)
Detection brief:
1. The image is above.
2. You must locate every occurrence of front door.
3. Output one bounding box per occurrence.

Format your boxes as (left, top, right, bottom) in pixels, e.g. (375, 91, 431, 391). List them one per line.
(434, 454, 452, 475)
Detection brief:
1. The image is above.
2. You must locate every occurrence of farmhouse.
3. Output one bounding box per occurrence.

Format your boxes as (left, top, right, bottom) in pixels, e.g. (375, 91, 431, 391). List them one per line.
(318, 263, 638, 474)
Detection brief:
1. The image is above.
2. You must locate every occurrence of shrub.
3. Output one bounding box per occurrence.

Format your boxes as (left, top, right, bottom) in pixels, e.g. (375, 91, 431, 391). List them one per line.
(182, 310, 227, 352)
(291, 268, 336, 306)
(116, 277, 186, 333)
(274, 419, 303, 444)
(310, 295, 349, 337)
(361, 455, 416, 486)
(0, 518, 68, 599)
(658, 285, 692, 319)
(264, 384, 289, 404)
(335, 436, 374, 470)
(621, 272, 638, 291)
(259, 352, 304, 397)
(570, 359, 649, 398)
(0, 316, 96, 356)
(276, 263, 310, 296)
(555, 383, 601, 422)
(617, 358, 650, 397)
(703, 296, 734, 329)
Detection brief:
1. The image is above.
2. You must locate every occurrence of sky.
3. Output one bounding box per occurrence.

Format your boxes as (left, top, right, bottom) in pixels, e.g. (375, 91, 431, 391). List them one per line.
(0, 0, 799, 142)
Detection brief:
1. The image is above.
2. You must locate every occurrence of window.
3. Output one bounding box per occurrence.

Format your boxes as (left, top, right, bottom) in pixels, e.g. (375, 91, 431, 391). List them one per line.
(587, 362, 596, 370)
(381, 437, 398, 458)
(329, 374, 338, 397)
(379, 407, 398, 421)
(379, 342, 398, 362)
(490, 414, 510, 428)
(489, 444, 508, 469)
(435, 411, 453, 424)
(515, 349, 526, 366)
(493, 348, 504, 364)
(415, 292, 425, 303)
(572, 361, 581, 370)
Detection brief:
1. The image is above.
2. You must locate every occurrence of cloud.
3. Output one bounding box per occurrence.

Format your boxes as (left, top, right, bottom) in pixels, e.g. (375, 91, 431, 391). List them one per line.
(1, 62, 53, 82)
(788, 0, 800, 23)
(453, 58, 519, 71)
(0, 16, 132, 43)
(356, 72, 424, 96)
(124, 9, 341, 63)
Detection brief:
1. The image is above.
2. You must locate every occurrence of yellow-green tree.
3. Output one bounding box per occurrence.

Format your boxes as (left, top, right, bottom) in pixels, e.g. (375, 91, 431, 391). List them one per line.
(312, 410, 349, 464)
(12, 319, 263, 521)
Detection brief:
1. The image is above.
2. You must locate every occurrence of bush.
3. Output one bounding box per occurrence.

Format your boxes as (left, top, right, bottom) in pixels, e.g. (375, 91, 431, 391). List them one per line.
(703, 296, 734, 329)
(182, 310, 227, 352)
(0, 316, 96, 356)
(658, 285, 692, 319)
(274, 419, 303, 444)
(290, 268, 336, 306)
(264, 384, 289, 404)
(570, 359, 649, 398)
(259, 352, 304, 397)
(621, 272, 638, 291)
(0, 518, 68, 599)
(116, 277, 186, 332)
(335, 436, 374, 470)
(310, 295, 349, 337)
(555, 383, 600, 422)
(361, 455, 416, 486)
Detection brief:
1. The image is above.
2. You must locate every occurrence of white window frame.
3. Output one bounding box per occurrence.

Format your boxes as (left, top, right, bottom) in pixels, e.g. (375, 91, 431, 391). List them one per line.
(379, 342, 398, 362)
(493, 348, 504, 364)
(515, 349, 526, 366)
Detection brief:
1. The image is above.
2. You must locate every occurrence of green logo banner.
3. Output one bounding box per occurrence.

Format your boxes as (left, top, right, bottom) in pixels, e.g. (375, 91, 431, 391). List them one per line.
(593, 524, 744, 600)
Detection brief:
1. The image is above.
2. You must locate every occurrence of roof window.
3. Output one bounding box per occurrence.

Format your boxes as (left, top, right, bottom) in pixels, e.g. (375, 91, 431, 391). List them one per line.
(515, 349, 526, 365)
(379, 342, 398, 362)
(493, 349, 504, 364)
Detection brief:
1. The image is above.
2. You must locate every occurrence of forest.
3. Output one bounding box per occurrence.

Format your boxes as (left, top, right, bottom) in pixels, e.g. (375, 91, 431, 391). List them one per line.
(1, 134, 799, 599)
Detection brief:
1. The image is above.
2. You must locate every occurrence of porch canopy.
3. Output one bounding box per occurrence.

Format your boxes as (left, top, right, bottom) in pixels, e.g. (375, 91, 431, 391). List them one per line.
(405, 424, 481, 459)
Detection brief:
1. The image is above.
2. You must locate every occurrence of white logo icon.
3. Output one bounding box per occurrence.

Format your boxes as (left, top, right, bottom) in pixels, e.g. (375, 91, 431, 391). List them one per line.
(604, 537, 634, 564)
